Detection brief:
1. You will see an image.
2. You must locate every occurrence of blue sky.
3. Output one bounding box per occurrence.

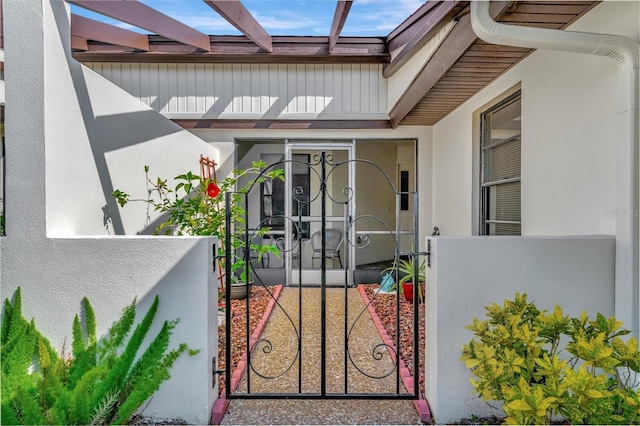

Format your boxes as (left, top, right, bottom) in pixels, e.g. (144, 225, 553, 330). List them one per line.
(70, 0, 426, 37)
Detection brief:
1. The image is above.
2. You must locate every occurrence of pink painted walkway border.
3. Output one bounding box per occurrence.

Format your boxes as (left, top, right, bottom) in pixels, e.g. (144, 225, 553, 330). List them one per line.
(210, 284, 284, 425)
(357, 284, 432, 424)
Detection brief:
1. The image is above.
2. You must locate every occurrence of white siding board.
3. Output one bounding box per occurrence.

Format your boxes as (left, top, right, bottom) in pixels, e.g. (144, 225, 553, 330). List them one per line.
(361, 65, 370, 113)
(292, 64, 307, 113)
(176, 64, 186, 113)
(139, 63, 148, 106)
(158, 63, 168, 113)
(259, 64, 270, 112)
(195, 64, 205, 113)
(241, 64, 251, 112)
(223, 64, 232, 113)
(120, 63, 131, 96)
(276, 64, 286, 116)
(85, 62, 389, 119)
(213, 64, 224, 114)
(333, 65, 343, 114)
(230, 64, 239, 113)
(130, 63, 140, 98)
(187, 63, 196, 113)
(303, 65, 311, 113)
(315, 64, 324, 113)
(168, 64, 177, 113)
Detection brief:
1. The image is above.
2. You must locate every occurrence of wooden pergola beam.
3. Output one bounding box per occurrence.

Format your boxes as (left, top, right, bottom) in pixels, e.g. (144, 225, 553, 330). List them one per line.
(383, 1, 459, 78)
(67, 0, 211, 52)
(203, 0, 272, 53)
(389, 1, 511, 128)
(329, 0, 353, 53)
(71, 35, 88, 51)
(71, 14, 149, 51)
(386, 0, 443, 52)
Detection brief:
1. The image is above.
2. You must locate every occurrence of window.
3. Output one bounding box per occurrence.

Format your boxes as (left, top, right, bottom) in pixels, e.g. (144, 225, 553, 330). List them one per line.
(260, 153, 310, 238)
(480, 91, 521, 235)
(399, 170, 409, 211)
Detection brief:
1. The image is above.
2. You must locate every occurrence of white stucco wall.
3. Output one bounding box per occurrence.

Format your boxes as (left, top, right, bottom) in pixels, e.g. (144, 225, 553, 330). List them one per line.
(49, 62, 220, 236)
(33, 7, 219, 237)
(1, 237, 217, 424)
(426, 235, 615, 423)
(431, 0, 639, 237)
(1, 1, 217, 423)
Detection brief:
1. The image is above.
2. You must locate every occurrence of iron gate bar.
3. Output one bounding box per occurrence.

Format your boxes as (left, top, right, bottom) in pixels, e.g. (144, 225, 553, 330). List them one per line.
(344, 208, 350, 395)
(297, 199, 303, 394)
(320, 152, 327, 397)
(224, 192, 232, 400)
(413, 191, 420, 399)
(243, 192, 252, 394)
(395, 191, 401, 396)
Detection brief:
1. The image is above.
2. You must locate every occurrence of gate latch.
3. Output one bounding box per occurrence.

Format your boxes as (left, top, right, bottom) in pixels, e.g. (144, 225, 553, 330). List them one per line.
(403, 247, 431, 268)
(415, 246, 430, 268)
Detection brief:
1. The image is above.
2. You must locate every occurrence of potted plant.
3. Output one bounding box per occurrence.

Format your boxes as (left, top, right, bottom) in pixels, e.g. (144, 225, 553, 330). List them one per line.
(113, 160, 284, 299)
(383, 255, 425, 303)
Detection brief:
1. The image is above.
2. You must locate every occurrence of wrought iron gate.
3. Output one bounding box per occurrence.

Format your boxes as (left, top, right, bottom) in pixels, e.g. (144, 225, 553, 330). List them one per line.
(222, 152, 422, 400)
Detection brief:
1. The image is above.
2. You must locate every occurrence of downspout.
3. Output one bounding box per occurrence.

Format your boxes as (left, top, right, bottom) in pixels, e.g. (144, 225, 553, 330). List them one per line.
(471, 1, 640, 337)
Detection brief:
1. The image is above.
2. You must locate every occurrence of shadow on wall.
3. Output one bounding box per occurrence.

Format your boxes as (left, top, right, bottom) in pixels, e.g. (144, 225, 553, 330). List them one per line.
(51, 5, 208, 236)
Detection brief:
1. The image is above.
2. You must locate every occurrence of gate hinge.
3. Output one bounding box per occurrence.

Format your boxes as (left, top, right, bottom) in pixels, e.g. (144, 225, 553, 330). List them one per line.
(212, 357, 225, 388)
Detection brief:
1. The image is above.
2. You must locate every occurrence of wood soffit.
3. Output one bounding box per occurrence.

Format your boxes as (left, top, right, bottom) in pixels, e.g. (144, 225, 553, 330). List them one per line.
(399, 0, 600, 126)
(58, 0, 600, 128)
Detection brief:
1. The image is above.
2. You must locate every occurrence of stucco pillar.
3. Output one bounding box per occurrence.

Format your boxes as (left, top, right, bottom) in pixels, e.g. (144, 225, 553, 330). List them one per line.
(3, 0, 50, 237)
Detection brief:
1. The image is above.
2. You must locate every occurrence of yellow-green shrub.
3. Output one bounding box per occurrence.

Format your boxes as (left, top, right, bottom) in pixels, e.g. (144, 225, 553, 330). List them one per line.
(461, 293, 640, 425)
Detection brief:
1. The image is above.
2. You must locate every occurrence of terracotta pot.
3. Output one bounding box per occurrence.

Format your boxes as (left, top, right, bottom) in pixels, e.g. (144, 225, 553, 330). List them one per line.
(402, 282, 424, 303)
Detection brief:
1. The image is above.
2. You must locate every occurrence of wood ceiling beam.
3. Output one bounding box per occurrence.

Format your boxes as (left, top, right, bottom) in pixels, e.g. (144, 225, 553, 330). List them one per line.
(71, 14, 149, 51)
(203, 0, 272, 52)
(383, 1, 459, 78)
(71, 35, 88, 51)
(329, 0, 353, 53)
(72, 35, 389, 63)
(67, 0, 211, 52)
(173, 119, 392, 130)
(389, 1, 511, 128)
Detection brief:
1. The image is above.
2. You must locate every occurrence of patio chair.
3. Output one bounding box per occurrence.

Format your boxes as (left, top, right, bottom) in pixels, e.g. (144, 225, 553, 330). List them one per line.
(311, 228, 343, 268)
(274, 231, 301, 267)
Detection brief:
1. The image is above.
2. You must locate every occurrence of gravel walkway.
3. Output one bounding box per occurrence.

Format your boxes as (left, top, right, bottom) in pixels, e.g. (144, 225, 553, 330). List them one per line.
(221, 288, 422, 425)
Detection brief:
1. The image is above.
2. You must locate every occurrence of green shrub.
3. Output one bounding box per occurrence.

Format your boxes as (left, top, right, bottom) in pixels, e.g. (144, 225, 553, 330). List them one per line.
(1, 288, 198, 425)
(461, 293, 640, 425)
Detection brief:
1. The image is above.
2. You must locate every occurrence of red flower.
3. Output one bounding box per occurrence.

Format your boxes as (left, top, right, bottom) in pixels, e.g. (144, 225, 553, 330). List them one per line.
(207, 182, 220, 198)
